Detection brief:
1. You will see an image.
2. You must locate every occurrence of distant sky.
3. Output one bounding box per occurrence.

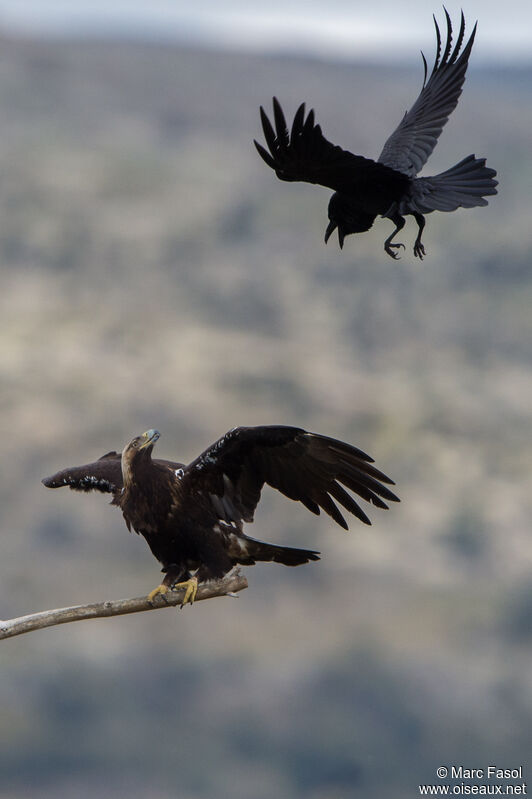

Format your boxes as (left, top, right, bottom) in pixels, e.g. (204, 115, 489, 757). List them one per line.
(0, 1, 528, 63)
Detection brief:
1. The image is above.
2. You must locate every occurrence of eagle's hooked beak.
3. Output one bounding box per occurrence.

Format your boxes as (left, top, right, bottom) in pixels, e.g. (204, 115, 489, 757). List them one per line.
(139, 429, 160, 449)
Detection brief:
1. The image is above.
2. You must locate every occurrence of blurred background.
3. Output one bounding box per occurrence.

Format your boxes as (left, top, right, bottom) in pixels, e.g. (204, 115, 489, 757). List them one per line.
(0, 1, 531, 797)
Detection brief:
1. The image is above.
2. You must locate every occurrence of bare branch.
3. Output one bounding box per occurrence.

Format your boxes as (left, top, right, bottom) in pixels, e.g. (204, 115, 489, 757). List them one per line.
(0, 571, 248, 641)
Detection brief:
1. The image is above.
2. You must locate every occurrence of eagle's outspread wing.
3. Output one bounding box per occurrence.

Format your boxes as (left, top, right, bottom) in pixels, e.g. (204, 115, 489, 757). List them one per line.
(42, 451, 185, 505)
(255, 97, 406, 197)
(378, 10, 476, 177)
(181, 425, 399, 530)
(42, 451, 124, 497)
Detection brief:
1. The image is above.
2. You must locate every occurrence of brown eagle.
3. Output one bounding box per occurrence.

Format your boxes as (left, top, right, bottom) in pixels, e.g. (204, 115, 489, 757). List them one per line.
(254, 11, 497, 259)
(42, 426, 399, 605)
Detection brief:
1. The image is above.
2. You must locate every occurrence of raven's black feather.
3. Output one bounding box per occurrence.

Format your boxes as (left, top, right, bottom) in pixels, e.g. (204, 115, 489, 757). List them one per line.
(255, 11, 497, 260)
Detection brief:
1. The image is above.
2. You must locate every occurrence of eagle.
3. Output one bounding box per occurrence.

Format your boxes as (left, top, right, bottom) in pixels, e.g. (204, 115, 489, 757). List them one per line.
(254, 10, 498, 259)
(42, 426, 399, 606)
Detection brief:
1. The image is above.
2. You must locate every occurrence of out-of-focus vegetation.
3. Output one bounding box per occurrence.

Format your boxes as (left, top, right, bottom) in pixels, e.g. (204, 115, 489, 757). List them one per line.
(0, 32, 531, 799)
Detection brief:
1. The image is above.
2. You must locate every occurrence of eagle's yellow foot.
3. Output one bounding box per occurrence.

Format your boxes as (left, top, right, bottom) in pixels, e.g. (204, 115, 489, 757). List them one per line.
(173, 576, 198, 608)
(147, 583, 170, 602)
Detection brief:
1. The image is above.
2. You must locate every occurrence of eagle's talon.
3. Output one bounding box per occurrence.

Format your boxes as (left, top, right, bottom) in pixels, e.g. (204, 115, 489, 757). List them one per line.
(174, 576, 198, 608)
(147, 583, 170, 603)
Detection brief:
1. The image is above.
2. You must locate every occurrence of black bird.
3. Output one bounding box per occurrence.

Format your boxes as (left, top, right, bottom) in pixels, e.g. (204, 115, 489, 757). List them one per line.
(255, 10, 497, 259)
(42, 426, 399, 605)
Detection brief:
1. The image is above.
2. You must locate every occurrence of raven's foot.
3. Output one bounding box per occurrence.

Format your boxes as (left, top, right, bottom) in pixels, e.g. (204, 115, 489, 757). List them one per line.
(147, 583, 170, 603)
(384, 242, 405, 260)
(414, 240, 426, 259)
(173, 576, 198, 608)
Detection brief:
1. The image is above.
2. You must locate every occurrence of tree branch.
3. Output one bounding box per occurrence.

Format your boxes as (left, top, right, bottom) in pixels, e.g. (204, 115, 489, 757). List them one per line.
(0, 571, 248, 641)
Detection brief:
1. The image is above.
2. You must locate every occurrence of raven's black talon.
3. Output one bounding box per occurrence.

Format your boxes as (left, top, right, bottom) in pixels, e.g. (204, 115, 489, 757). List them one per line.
(385, 241, 405, 260)
(414, 242, 426, 259)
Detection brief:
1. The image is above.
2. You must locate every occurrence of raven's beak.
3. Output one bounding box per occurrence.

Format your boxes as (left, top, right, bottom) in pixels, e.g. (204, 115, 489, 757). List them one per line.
(140, 429, 160, 449)
(324, 219, 337, 244)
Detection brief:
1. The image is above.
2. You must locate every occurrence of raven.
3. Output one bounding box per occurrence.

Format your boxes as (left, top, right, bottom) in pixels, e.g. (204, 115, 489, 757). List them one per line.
(42, 426, 398, 605)
(255, 11, 498, 259)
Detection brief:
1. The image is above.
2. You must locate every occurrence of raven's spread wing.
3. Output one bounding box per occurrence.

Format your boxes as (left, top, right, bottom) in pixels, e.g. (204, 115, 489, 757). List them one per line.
(181, 426, 399, 529)
(42, 451, 185, 503)
(255, 97, 405, 195)
(378, 11, 476, 177)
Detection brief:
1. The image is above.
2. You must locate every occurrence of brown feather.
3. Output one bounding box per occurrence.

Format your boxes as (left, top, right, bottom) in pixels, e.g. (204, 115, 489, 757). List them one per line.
(42, 425, 399, 587)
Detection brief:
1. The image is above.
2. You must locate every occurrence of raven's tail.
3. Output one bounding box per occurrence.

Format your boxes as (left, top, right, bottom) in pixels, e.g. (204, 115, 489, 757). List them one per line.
(409, 155, 498, 214)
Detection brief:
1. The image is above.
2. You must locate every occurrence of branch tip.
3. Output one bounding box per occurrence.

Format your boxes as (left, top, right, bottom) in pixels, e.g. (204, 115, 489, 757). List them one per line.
(0, 571, 248, 641)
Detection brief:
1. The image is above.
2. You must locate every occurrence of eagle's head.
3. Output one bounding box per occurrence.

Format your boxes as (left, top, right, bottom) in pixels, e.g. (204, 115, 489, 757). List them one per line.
(325, 192, 377, 249)
(121, 429, 160, 485)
